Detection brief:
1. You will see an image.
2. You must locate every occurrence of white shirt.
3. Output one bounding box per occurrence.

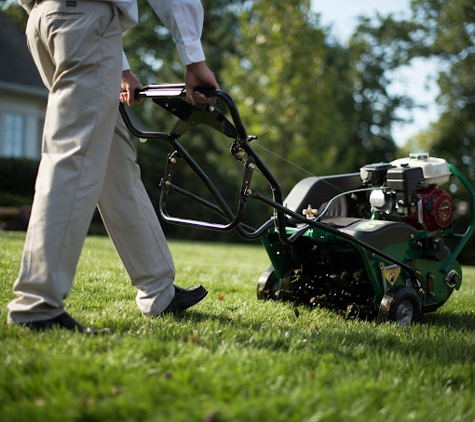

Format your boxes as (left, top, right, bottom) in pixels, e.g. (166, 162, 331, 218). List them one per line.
(19, 0, 206, 71)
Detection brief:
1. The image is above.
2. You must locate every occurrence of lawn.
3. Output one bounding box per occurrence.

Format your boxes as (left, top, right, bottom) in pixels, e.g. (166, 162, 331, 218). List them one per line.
(1, 231, 475, 422)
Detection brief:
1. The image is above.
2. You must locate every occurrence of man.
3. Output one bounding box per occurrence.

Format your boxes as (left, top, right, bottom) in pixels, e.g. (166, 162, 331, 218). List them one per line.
(7, 0, 219, 332)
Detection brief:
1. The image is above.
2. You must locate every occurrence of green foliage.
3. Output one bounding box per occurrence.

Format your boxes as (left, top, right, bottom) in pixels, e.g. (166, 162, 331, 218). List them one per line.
(123, 0, 266, 240)
(409, 0, 475, 190)
(358, 0, 475, 195)
(1, 232, 475, 421)
(0, 157, 38, 206)
(357, 0, 475, 261)
(0, 1, 28, 31)
(221, 0, 400, 193)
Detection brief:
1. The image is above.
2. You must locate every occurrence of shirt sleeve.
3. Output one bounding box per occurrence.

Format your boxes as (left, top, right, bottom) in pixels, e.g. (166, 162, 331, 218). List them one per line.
(146, 0, 206, 65)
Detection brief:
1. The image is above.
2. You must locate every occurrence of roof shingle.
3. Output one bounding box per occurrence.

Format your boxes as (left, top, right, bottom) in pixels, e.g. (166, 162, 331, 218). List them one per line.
(0, 10, 45, 88)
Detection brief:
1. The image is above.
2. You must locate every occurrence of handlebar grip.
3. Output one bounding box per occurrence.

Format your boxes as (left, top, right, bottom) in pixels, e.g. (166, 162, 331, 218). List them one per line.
(133, 84, 218, 99)
(194, 85, 219, 98)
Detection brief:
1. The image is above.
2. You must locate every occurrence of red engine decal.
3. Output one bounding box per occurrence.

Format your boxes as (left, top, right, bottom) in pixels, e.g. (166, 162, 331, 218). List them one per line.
(404, 187, 454, 231)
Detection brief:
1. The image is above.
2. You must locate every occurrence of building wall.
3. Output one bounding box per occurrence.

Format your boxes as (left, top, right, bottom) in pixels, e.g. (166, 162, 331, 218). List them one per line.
(0, 84, 47, 160)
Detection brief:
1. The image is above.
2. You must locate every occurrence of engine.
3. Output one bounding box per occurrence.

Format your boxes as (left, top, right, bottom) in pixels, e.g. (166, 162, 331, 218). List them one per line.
(260, 153, 457, 320)
(361, 153, 454, 231)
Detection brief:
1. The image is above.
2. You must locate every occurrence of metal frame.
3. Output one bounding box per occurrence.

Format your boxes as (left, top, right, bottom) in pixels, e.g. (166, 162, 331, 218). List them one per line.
(119, 83, 475, 290)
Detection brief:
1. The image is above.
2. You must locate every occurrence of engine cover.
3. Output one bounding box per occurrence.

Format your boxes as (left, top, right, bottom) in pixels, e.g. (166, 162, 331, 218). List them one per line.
(404, 187, 454, 231)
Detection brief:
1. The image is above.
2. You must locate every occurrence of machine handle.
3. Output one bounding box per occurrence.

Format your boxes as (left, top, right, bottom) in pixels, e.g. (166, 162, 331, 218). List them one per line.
(194, 84, 219, 98)
(133, 83, 218, 99)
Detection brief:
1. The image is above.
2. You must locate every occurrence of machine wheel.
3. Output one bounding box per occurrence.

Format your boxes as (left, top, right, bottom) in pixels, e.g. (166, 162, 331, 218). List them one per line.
(378, 286, 422, 326)
(257, 266, 280, 300)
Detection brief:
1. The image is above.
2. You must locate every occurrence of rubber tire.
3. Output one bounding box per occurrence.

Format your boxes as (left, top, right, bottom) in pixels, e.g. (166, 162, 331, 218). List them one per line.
(378, 286, 422, 326)
(257, 266, 280, 300)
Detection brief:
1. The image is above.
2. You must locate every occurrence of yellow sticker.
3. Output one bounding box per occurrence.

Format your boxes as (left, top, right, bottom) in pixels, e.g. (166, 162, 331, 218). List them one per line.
(384, 265, 401, 285)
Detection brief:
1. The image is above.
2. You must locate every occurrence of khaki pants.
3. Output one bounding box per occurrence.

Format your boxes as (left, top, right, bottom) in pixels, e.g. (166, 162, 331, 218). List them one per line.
(8, 0, 175, 323)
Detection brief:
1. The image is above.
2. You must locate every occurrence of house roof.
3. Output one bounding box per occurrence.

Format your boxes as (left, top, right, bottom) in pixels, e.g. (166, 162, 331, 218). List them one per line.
(0, 10, 46, 91)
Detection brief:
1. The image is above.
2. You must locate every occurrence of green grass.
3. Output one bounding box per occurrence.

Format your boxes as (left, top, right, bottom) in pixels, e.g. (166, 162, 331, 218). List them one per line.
(1, 231, 475, 422)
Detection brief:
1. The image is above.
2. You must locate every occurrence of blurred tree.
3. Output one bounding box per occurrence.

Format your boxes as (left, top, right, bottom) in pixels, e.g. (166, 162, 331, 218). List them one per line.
(1, 1, 28, 30)
(123, 0, 254, 241)
(412, 0, 475, 192)
(349, 15, 414, 164)
(221, 0, 401, 194)
(358, 0, 475, 192)
(360, 0, 475, 262)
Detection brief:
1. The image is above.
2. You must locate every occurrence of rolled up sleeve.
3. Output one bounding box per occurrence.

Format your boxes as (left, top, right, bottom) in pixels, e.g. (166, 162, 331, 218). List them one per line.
(147, 0, 206, 65)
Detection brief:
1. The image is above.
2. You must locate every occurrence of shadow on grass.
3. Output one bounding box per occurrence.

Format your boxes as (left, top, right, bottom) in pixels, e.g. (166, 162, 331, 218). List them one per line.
(97, 302, 475, 337)
(423, 310, 475, 333)
(166, 307, 475, 370)
(4, 305, 474, 372)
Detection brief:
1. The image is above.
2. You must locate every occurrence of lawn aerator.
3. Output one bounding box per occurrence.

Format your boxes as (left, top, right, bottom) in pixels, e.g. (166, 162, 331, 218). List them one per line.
(120, 84, 474, 325)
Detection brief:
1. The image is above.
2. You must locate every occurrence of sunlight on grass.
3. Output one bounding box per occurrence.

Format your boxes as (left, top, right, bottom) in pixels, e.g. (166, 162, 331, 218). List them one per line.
(1, 232, 475, 422)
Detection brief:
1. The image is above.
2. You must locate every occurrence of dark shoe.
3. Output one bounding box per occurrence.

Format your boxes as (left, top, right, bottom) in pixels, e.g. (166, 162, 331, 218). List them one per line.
(19, 312, 107, 334)
(162, 285, 208, 314)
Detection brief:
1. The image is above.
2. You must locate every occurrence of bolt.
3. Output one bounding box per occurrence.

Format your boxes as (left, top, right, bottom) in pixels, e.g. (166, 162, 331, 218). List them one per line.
(445, 270, 460, 288)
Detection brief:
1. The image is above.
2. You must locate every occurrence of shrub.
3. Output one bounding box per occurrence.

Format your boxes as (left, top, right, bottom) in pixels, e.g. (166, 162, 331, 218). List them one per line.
(0, 157, 39, 206)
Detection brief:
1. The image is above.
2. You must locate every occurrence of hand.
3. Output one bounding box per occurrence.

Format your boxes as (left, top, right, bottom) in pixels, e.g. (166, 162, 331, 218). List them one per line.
(120, 70, 143, 106)
(185, 61, 220, 105)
